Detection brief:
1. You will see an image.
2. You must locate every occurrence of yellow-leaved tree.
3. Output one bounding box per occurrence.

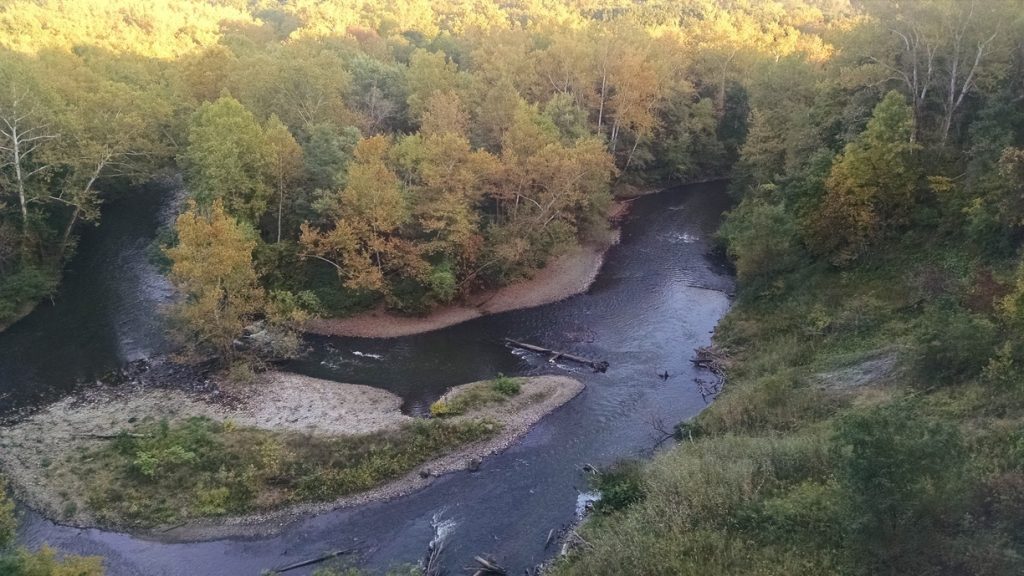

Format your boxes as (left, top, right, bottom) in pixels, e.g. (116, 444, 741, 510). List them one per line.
(166, 200, 264, 363)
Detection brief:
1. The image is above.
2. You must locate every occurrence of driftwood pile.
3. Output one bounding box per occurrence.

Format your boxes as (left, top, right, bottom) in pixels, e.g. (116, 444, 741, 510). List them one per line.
(691, 346, 726, 403)
(504, 338, 609, 372)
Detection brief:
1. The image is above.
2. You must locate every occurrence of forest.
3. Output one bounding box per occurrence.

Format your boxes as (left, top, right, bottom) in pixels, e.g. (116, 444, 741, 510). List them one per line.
(1, 0, 1023, 574)
(0, 0, 749, 349)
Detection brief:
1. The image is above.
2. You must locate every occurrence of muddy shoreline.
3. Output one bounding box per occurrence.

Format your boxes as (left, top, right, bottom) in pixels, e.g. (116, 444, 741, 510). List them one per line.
(0, 372, 583, 542)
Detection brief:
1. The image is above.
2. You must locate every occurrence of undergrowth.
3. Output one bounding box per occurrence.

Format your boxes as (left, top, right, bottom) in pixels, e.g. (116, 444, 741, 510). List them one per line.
(430, 374, 522, 417)
(72, 416, 499, 527)
(553, 238, 1024, 576)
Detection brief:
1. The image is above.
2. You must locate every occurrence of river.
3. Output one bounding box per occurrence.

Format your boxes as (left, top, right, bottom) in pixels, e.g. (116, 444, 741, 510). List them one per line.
(2, 180, 733, 575)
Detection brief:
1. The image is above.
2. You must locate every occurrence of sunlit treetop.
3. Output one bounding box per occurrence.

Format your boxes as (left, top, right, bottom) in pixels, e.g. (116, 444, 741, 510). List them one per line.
(0, 0, 856, 62)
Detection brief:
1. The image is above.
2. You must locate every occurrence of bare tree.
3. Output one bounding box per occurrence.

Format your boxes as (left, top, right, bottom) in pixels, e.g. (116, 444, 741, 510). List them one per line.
(867, 0, 1003, 143)
(0, 88, 57, 242)
(938, 1, 999, 143)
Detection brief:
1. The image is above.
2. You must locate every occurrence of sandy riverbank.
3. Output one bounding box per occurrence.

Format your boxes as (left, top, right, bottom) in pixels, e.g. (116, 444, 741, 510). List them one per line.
(0, 371, 583, 540)
(308, 233, 619, 339)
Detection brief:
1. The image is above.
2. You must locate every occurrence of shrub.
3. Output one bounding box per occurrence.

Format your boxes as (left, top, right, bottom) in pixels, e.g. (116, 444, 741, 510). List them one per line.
(0, 264, 59, 325)
(431, 376, 522, 418)
(76, 416, 499, 526)
(743, 480, 844, 550)
(0, 546, 104, 576)
(429, 400, 460, 417)
(832, 399, 967, 573)
(913, 304, 998, 385)
(593, 461, 646, 514)
(491, 373, 520, 396)
(0, 479, 14, 549)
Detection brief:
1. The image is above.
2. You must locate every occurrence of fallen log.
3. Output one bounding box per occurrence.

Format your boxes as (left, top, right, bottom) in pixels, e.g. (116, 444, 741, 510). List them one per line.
(473, 555, 508, 575)
(272, 549, 354, 573)
(504, 339, 609, 372)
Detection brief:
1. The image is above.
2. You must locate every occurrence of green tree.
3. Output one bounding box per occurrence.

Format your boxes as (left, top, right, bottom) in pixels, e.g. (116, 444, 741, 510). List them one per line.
(180, 95, 272, 224)
(405, 49, 462, 123)
(809, 91, 919, 265)
(303, 123, 360, 193)
(718, 187, 803, 285)
(166, 200, 265, 362)
(301, 136, 424, 299)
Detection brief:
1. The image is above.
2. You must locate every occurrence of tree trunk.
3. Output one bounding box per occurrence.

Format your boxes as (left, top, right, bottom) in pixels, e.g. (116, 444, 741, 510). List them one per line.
(276, 183, 284, 244)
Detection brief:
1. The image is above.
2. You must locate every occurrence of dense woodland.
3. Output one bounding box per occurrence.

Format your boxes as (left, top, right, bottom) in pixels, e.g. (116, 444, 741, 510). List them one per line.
(2, 0, 1024, 574)
(0, 0, 761, 345)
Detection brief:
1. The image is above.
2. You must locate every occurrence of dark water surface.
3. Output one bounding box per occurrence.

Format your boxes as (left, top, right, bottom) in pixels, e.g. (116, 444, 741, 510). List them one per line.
(5, 182, 734, 575)
(0, 179, 180, 413)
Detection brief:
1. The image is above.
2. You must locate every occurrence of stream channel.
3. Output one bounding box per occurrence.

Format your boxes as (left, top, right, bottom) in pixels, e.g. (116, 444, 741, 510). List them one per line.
(1, 179, 734, 575)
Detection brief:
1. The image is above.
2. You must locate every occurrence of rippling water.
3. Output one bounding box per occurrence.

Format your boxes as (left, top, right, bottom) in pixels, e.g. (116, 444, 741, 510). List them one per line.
(5, 181, 734, 576)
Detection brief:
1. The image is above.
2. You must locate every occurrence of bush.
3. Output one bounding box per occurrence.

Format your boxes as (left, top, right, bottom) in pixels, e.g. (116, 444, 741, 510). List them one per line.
(551, 434, 834, 576)
(0, 264, 59, 325)
(832, 399, 967, 573)
(0, 546, 104, 576)
(913, 304, 998, 385)
(430, 376, 522, 418)
(429, 399, 460, 417)
(593, 461, 646, 514)
(0, 480, 15, 549)
(1, 477, 104, 574)
(491, 373, 520, 396)
(742, 480, 844, 550)
(696, 370, 834, 434)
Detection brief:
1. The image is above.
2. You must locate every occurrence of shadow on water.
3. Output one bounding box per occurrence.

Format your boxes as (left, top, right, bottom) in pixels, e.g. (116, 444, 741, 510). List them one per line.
(0, 178, 180, 415)
(10, 181, 735, 576)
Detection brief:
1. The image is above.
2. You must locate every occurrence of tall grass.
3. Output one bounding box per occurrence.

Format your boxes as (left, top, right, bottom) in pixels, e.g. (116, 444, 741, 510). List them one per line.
(73, 416, 499, 526)
(555, 238, 1024, 576)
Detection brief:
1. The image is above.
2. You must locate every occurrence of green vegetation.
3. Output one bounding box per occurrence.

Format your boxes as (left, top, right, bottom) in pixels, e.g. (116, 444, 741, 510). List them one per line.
(552, 0, 1024, 574)
(71, 416, 499, 527)
(1, 0, 831, 344)
(2, 0, 1023, 573)
(429, 375, 522, 417)
(590, 461, 646, 515)
(1, 478, 104, 575)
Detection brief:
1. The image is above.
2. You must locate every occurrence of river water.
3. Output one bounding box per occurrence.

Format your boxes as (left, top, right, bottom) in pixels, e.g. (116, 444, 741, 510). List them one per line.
(3, 181, 733, 575)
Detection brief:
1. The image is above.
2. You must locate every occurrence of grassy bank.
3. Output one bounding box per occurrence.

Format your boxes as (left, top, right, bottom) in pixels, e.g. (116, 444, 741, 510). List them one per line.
(430, 374, 524, 416)
(0, 263, 58, 332)
(74, 416, 498, 527)
(0, 373, 583, 535)
(551, 238, 1024, 575)
(1, 477, 104, 575)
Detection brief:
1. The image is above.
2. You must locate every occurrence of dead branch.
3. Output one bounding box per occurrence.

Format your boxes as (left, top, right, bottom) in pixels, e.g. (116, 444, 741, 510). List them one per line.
(471, 555, 507, 575)
(271, 549, 355, 573)
(504, 339, 609, 372)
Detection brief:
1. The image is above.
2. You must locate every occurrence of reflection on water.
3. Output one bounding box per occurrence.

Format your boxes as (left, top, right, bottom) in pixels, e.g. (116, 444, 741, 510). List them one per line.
(11, 182, 734, 576)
